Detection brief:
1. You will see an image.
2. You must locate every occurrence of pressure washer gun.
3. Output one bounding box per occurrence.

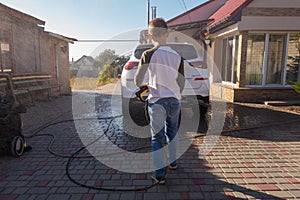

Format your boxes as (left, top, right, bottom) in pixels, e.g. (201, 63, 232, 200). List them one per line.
(135, 85, 149, 102)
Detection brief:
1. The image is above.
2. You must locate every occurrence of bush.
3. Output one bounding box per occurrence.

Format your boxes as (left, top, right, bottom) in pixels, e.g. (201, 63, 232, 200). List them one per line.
(98, 62, 112, 86)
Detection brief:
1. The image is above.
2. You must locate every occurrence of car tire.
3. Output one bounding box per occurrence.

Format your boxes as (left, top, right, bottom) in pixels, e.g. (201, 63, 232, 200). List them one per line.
(198, 96, 209, 133)
(11, 135, 25, 157)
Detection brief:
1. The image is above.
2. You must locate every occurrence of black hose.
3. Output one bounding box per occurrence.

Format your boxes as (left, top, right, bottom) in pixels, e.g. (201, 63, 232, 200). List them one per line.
(25, 114, 162, 191)
(65, 119, 160, 191)
(25, 112, 300, 192)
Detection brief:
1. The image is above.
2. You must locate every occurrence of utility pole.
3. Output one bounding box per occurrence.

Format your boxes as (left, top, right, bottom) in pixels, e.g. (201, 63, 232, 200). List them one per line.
(147, 0, 150, 25)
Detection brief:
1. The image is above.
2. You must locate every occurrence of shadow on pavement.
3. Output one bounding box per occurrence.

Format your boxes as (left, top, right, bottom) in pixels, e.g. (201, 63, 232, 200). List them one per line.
(94, 93, 293, 199)
(220, 103, 300, 142)
(176, 142, 285, 199)
(2, 92, 296, 199)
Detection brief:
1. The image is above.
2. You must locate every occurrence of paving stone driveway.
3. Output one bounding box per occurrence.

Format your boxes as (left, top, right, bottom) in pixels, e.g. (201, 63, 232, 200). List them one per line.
(0, 82, 299, 200)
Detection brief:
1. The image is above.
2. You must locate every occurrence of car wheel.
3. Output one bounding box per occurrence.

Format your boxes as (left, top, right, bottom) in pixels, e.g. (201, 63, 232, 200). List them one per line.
(198, 96, 209, 133)
(11, 136, 25, 157)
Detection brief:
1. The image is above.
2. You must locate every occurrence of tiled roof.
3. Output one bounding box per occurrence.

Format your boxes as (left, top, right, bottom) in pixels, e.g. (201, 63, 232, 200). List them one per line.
(167, 0, 226, 26)
(208, 0, 253, 29)
(47, 32, 77, 43)
(75, 55, 95, 65)
(0, 3, 45, 25)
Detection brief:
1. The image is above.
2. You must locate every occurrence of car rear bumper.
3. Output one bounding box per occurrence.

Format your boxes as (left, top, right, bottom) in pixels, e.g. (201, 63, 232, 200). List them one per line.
(181, 95, 209, 107)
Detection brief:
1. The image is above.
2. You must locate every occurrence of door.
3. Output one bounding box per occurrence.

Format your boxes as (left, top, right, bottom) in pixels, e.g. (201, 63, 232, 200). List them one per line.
(50, 44, 58, 84)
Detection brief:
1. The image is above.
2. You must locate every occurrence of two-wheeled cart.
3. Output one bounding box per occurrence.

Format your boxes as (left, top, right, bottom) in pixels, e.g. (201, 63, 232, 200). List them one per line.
(0, 74, 26, 157)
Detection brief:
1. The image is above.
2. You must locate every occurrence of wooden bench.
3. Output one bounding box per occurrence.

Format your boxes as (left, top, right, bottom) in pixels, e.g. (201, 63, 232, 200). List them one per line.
(1, 75, 62, 104)
(13, 76, 61, 94)
(14, 76, 62, 104)
(0, 77, 29, 106)
(13, 89, 29, 96)
(0, 81, 29, 96)
(25, 83, 62, 97)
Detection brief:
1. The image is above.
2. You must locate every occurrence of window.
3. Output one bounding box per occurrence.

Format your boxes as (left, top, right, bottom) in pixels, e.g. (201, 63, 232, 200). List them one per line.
(221, 36, 238, 84)
(266, 34, 286, 85)
(134, 43, 199, 60)
(246, 32, 299, 86)
(0, 29, 12, 73)
(246, 34, 265, 85)
(286, 33, 300, 84)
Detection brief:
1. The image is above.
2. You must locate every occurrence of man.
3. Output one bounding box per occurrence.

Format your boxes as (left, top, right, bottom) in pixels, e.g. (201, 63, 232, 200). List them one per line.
(134, 18, 185, 184)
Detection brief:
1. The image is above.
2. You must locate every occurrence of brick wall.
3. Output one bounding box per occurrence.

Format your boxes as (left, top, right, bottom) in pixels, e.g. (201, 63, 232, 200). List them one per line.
(212, 83, 300, 103)
(1, 5, 71, 96)
(234, 88, 300, 102)
(210, 83, 234, 102)
(243, 8, 300, 17)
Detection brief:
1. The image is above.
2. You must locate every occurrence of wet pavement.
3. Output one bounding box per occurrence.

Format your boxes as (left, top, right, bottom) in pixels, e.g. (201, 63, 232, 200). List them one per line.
(0, 82, 300, 200)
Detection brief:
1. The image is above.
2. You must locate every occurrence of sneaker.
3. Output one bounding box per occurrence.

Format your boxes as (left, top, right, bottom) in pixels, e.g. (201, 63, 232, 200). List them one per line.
(169, 164, 178, 170)
(150, 173, 166, 185)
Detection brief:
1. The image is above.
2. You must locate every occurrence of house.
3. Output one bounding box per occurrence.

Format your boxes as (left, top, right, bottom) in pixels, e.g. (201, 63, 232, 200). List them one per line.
(167, 0, 300, 102)
(0, 3, 76, 95)
(70, 55, 98, 77)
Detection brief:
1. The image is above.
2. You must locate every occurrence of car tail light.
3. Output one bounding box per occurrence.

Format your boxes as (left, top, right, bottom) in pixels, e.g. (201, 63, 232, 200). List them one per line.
(124, 61, 139, 70)
(188, 61, 207, 68)
(194, 77, 208, 81)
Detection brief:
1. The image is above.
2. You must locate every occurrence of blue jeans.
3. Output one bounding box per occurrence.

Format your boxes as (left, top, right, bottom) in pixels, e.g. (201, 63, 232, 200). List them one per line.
(148, 97, 180, 177)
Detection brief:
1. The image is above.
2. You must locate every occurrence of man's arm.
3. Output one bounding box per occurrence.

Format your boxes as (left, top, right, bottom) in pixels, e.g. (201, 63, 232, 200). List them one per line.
(134, 53, 149, 87)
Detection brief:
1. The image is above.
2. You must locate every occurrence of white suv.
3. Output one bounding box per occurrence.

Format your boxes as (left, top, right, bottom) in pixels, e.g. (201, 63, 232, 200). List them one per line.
(121, 43, 209, 133)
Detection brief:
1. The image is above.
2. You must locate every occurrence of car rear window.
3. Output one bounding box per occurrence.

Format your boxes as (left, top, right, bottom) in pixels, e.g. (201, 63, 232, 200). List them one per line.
(134, 44, 198, 60)
(170, 44, 198, 60)
(134, 44, 154, 59)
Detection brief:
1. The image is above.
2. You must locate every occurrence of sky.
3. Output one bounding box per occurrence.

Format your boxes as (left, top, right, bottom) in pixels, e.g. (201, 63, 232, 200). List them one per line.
(0, 0, 207, 60)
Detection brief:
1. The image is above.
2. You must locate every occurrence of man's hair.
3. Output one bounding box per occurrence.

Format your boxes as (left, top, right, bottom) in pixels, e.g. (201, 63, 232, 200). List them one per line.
(148, 18, 168, 37)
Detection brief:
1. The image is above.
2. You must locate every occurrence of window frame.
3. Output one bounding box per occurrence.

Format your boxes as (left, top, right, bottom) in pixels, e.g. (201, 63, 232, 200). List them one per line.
(245, 32, 299, 87)
(221, 35, 239, 86)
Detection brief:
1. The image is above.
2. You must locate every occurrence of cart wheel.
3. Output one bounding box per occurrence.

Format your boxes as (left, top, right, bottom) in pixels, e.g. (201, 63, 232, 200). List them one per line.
(11, 136, 25, 157)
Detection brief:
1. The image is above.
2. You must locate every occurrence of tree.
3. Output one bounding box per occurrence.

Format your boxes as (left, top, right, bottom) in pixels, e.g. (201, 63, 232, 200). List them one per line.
(98, 61, 111, 85)
(93, 49, 117, 70)
(287, 42, 300, 93)
(288, 56, 300, 93)
(110, 55, 130, 77)
(98, 54, 130, 85)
